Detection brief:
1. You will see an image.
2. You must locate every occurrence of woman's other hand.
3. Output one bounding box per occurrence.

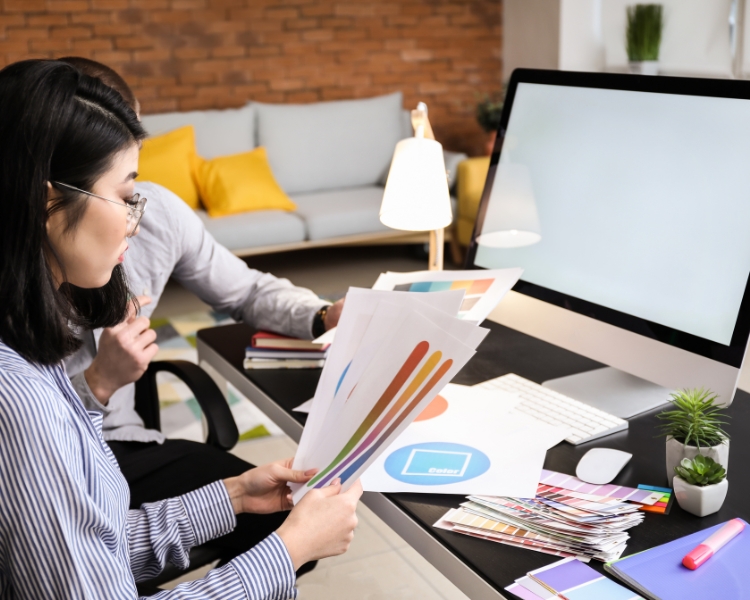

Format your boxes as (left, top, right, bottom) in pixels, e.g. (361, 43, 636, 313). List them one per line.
(276, 479, 362, 570)
(223, 458, 315, 515)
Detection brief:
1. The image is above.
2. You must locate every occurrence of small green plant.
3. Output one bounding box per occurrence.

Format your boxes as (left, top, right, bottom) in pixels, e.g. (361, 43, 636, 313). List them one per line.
(626, 4, 664, 61)
(657, 388, 729, 448)
(674, 455, 726, 487)
(476, 94, 504, 134)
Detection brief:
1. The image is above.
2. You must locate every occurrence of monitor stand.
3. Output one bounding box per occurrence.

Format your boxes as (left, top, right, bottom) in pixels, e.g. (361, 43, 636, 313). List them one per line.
(542, 367, 672, 420)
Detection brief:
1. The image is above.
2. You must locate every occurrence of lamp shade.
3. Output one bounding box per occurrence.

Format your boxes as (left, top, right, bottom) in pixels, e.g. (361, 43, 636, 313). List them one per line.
(380, 137, 452, 232)
(476, 162, 541, 248)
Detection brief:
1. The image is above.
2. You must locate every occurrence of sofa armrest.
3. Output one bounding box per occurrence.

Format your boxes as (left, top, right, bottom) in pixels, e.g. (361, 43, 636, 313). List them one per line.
(444, 150, 469, 192)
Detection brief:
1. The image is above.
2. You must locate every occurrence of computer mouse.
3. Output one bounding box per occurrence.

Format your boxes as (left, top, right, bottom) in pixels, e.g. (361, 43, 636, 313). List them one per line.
(575, 448, 632, 485)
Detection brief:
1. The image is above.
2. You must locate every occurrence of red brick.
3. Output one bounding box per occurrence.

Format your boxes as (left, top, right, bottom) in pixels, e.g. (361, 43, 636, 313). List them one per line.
(71, 38, 113, 51)
(6, 27, 46, 40)
(263, 8, 298, 19)
(71, 12, 113, 24)
(115, 37, 153, 49)
(31, 38, 73, 52)
(91, 0, 129, 8)
(28, 14, 68, 26)
(211, 45, 246, 58)
(334, 4, 374, 17)
(50, 26, 93, 39)
(3, 0, 45, 11)
(171, 0, 207, 9)
(46, 1, 90, 12)
(301, 29, 333, 42)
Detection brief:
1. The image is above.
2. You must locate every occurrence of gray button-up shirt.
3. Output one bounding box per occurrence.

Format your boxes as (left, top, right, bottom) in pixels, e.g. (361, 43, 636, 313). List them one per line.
(65, 181, 326, 443)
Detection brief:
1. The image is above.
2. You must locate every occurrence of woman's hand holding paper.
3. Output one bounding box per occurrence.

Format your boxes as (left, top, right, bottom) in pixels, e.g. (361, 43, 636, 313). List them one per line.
(223, 457, 316, 515)
(277, 478, 362, 570)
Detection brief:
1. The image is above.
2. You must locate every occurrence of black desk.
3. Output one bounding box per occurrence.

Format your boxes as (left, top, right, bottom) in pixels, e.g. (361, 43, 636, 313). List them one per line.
(197, 320, 749, 600)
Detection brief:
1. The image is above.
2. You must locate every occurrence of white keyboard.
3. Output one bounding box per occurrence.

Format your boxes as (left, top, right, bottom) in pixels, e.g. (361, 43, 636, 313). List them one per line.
(477, 373, 628, 445)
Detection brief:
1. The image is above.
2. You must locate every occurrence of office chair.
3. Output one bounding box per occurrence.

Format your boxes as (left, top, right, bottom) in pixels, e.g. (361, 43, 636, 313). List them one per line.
(133, 360, 239, 594)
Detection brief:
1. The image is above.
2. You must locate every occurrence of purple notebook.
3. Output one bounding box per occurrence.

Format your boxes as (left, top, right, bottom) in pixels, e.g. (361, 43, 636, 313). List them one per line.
(605, 519, 750, 600)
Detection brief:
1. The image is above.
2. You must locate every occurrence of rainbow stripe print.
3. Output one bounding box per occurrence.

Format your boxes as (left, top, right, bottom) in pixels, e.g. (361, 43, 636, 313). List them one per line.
(307, 340, 453, 488)
(394, 279, 493, 316)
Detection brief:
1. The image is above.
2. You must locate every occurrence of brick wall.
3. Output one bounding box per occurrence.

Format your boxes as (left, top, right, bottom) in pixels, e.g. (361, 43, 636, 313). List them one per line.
(0, 0, 502, 155)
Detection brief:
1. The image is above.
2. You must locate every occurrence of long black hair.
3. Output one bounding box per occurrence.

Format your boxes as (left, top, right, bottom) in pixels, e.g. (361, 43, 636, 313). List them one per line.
(0, 59, 147, 365)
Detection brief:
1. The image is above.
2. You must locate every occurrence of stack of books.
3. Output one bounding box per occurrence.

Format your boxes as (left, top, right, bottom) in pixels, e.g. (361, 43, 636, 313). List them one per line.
(244, 332, 329, 370)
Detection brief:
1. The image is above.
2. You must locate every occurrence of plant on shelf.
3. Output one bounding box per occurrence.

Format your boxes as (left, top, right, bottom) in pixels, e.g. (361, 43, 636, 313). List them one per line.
(657, 388, 730, 481)
(476, 94, 504, 134)
(674, 455, 726, 487)
(673, 455, 728, 517)
(626, 4, 664, 75)
(476, 93, 505, 155)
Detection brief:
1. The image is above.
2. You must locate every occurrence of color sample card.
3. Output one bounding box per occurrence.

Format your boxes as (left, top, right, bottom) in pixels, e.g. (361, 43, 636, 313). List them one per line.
(372, 267, 523, 323)
(529, 558, 644, 600)
(539, 470, 660, 504)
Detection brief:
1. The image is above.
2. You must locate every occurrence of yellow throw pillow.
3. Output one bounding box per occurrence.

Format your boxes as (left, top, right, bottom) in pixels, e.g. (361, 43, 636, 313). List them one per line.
(198, 147, 296, 218)
(138, 125, 201, 209)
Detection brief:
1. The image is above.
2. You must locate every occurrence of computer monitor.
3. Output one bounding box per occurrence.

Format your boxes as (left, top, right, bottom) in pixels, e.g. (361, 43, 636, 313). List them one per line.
(467, 69, 750, 417)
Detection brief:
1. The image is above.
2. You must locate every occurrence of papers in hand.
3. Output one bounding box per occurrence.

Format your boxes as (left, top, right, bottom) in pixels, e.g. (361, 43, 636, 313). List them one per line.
(291, 287, 490, 503)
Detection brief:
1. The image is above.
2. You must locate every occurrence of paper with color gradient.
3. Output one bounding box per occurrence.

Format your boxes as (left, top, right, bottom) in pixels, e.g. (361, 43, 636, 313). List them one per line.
(291, 288, 489, 502)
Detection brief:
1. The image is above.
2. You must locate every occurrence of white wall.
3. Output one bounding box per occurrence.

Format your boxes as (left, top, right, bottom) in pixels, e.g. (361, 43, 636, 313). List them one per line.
(601, 0, 735, 77)
(504, 0, 742, 79)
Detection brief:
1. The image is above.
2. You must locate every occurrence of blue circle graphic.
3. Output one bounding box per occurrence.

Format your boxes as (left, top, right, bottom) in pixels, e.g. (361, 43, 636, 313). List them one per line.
(383, 442, 490, 486)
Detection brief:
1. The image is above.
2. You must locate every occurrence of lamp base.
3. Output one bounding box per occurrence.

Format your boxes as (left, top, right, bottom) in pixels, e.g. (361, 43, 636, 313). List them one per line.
(429, 228, 444, 270)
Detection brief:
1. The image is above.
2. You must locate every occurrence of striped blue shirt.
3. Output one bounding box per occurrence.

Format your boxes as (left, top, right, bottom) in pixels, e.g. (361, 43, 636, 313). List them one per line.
(0, 341, 297, 599)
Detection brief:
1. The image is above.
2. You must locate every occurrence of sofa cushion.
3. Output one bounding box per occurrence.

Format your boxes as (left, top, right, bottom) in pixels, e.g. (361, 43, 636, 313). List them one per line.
(255, 92, 404, 195)
(290, 186, 392, 241)
(196, 209, 305, 251)
(198, 148, 296, 218)
(140, 105, 255, 159)
(138, 126, 201, 209)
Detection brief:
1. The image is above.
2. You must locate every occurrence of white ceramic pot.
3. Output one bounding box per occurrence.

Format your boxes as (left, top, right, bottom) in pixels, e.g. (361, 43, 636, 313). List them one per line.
(673, 476, 728, 517)
(665, 437, 729, 481)
(628, 60, 659, 75)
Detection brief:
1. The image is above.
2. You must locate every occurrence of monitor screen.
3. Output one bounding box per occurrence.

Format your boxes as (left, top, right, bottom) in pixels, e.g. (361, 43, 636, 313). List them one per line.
(469, 72, 750, 365)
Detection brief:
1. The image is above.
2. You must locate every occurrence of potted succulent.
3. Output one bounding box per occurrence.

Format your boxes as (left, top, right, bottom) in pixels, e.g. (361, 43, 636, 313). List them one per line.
(657, 388, 730, 481)
(476, 94, 504, 156)
(626, 4, 664, 75)
(673, 455, 728, 517)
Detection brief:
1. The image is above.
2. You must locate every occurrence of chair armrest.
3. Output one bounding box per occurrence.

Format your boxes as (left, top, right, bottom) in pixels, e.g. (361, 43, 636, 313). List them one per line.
(134, 360, 239, 451)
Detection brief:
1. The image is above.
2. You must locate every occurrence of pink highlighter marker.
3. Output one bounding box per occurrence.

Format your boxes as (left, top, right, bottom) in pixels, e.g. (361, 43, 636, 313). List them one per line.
(682, 518, 745, 570)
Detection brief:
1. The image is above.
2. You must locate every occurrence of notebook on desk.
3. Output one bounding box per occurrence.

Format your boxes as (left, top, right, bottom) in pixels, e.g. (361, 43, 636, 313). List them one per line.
(605, 519, 749, 600)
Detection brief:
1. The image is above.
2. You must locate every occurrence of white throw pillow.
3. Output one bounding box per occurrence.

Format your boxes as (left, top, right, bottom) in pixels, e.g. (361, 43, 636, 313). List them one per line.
(255, 92, 404, 194)
(140, 105, 255, 159)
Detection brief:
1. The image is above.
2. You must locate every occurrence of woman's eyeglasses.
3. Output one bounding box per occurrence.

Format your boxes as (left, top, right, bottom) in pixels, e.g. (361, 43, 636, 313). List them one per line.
(52, 181, 147, 237)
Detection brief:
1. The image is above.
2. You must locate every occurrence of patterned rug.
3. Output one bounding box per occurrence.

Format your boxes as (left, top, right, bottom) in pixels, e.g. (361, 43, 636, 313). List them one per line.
(149, 311, 281, 442)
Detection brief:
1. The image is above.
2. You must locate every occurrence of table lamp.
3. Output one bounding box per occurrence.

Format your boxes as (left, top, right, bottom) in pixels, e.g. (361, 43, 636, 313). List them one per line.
(380, 102, 452, 270)
(475, 161, 541, 248)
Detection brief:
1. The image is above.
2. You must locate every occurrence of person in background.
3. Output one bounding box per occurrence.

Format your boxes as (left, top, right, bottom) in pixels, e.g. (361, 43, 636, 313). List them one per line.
(58, 56, 344, 571)
(0, 58, 360, 599)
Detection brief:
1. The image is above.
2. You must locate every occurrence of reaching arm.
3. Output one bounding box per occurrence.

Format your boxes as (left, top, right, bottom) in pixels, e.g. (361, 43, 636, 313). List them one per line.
(152, 183, 326, 339)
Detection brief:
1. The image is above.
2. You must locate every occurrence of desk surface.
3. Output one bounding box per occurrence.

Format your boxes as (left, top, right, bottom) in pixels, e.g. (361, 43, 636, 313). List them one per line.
(197, 320, 750, 596)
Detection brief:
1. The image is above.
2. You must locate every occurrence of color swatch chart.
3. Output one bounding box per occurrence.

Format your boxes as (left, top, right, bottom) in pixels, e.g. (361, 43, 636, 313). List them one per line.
(394, 279, 493, 315)
(506, 557, 644, 600)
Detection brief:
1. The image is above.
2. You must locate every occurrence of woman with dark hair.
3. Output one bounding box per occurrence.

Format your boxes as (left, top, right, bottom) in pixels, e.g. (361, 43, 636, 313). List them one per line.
(0, 59, 360, 599)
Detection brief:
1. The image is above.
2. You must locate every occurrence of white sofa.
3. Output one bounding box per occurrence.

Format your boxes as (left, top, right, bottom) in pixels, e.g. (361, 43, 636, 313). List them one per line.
(140, 92, 467, 256)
